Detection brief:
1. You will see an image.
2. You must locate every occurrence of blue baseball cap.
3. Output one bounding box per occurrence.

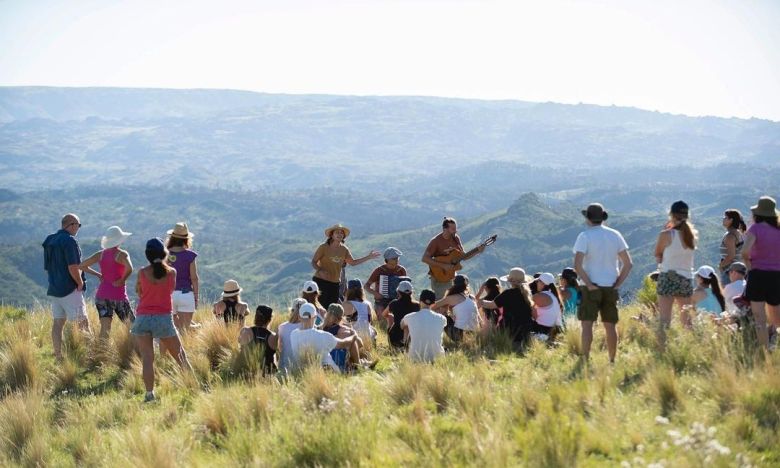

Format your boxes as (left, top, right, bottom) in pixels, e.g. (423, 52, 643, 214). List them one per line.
(347, 278, 363, 289)
(145, 237, 165, 252)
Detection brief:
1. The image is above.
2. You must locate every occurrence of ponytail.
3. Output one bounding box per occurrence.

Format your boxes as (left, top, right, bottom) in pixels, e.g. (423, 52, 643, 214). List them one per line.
(668, 214, 697, 249)
(704, 273, 726, 312)
(145, 248, 168, 279)
(725, 209, 748, 233)
(541, 283, 564, 313)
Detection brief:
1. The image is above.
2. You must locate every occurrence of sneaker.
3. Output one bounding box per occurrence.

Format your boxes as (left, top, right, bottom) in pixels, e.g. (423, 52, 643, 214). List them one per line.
(144, 392, 156, 403)
(769, 328, 778, 352)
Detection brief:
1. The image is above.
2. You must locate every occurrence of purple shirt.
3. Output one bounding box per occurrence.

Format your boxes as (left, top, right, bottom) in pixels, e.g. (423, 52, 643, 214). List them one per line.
(747, 222, 780, 271)
(167, 249, 197, 291)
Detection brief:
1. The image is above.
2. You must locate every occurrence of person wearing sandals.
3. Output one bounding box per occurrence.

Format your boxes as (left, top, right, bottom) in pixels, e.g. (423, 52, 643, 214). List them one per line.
(79, 225, 135, 339)
(718, 209, 747, 285)
(431, 274, 482, 343)
(213, 279, 249, 325)
(742, 196, 780, 349)
(311, 224, 380, 308)
(654, 201, 698, 330)
(131, 238, 193, 402)
(238, 305, 278, 375)
(166, 222, 199, 332)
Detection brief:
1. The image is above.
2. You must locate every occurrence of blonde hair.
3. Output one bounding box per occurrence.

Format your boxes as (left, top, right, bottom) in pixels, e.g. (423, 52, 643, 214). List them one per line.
(289, 298, 307, 324)
(509, 280, 534, 310)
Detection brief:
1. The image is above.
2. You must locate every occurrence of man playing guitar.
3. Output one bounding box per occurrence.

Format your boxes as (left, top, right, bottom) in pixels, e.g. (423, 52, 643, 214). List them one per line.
(422, 217, 486, 301)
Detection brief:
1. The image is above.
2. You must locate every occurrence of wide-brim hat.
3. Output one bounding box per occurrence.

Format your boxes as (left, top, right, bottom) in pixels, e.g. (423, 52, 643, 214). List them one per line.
(500, 267, 527, 284)
(222, 279, 242, 298)
(750, 196, 779, 218)
(582, 203, 608, 221)
(167, 222, 194, 239)
(101, 225, 132, 249)
(325, 224, 351, 239)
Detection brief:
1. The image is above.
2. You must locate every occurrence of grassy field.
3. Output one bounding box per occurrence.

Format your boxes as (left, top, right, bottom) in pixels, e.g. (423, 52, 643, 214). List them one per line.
(0, 302, 777, 467)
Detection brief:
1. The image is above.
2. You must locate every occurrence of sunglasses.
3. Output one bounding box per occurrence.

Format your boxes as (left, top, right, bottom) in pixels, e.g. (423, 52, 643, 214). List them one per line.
(69, 222, 82, 228)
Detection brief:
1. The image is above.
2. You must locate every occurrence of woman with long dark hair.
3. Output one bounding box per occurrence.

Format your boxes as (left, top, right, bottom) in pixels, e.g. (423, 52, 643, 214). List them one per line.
(742, 196, 780, 349)
(476, 277, 502, 324)
(130, 238, 192, 402)
(531, 273, 563, 337)
(692, 265, 725, 316)
(719, 209, 747, 285)
(654, 201, 698, 328)
(431, 274, 482, 343)
(311, 224, 380, 308)
(238, 305, 278, 375)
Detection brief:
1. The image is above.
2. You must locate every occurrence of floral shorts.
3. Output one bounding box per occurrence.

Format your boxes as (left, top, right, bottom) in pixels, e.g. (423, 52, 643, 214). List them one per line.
(657, 271, 693, 297)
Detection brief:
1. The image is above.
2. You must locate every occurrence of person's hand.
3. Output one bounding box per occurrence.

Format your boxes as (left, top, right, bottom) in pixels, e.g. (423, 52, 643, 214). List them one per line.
(368, 250, 381, 259)
(95, 273, 103, 281)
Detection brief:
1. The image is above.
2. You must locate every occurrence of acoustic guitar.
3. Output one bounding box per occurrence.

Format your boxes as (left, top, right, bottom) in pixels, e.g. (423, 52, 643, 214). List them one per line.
(429, 234, 498, 282)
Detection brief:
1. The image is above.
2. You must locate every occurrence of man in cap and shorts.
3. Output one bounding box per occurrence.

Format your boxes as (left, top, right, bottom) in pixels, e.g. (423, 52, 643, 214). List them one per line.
(573, 203, 633, 363)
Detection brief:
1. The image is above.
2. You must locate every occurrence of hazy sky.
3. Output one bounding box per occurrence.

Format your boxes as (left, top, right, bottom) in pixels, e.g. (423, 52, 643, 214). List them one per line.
(1, 0, 779, 120)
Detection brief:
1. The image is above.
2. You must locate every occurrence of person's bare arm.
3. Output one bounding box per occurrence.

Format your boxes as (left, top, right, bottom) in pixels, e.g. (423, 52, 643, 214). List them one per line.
(741, 233, 755, 271)
(79, 251, 102, 279)
(68, 264, 85, 290)
(574, 252, 596, 291)
(135, 270, 142, 296)
(654, 231, 669, 264)
(334, 334, 356, 349)
(345, 249, 381, 266)
(114, 250, 133, 287)
(190, 261, 199, 307)
(720, 233, 737, 270)
(614, 250, 633, 289)
(238, 327, 254, 346)
(479, 299, 498, 310)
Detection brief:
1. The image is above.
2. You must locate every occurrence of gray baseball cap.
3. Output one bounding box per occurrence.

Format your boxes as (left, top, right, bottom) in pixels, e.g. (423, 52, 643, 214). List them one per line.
(383, 247, 403, 260)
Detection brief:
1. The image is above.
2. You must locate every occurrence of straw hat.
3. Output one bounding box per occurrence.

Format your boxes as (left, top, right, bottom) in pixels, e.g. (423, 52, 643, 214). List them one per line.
(167, 222, 194, 239)
(222, 279, 242, 298)
(101, 225, 132, 249)
(500, 268, 527, 284)
(324, 223, 350, 239)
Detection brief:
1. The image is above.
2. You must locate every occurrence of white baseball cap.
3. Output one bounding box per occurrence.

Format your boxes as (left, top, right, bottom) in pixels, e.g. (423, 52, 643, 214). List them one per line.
(696, 265, 717, 279)
(299, 302, 317, 319)
(537, 272, 556, 285)
(302, 281, 319, 294)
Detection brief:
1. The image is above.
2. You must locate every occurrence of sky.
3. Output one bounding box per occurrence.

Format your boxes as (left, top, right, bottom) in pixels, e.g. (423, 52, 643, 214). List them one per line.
(1, 0, 779, 120)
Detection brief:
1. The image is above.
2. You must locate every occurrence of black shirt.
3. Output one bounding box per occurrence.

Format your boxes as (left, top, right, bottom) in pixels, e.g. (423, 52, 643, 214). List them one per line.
(493, 288, 534, 341)
(250, 326, 277, 374)
(387, 298, 420, 348)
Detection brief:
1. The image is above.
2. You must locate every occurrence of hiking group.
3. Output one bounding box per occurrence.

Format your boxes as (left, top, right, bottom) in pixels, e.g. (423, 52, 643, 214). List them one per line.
(42, 196, 780, 401)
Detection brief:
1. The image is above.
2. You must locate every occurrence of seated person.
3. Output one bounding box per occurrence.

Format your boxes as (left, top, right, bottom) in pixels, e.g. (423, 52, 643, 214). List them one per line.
(290, 303, 355, 372)
(238, 305, 278, 375)
(401, 289, 447, 362)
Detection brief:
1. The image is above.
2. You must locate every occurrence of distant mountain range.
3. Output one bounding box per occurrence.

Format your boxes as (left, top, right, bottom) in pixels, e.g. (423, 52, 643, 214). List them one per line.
(0, 87, 777, 305)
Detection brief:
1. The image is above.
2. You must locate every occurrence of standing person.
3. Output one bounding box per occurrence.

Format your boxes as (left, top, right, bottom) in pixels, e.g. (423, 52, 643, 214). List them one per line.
(476, 277, 502, 324)
(238, 305, 278, 375)
(311, 224, 380, 308)
(79, 225, 134, 339)
(166, 222, 199, 332)
(480, 268, 535, 346)
(718, 209, 747, 285)
(364, 247, 408, 316)
(431, 274, 482, 343)
(722, 262, 747, 313)
(742, 196, 780, 349)
(401, 289, 447, 363)
(43, 213, 90, 360)
(384, 281, 421, 350)
(342, 279, 378, 343)
(559, 268, 580, 319)
(654, 201, 698, 330)
(573, 203, 633, 363)
(213, 279, 249, 325)
(277, 298, 307, 373)
(131, 238, 192, 402)
(531, 273, 564, 338)
(290, 303, 356, 372)
(421, 217, 485, 300)
(692, 265, 726, 316)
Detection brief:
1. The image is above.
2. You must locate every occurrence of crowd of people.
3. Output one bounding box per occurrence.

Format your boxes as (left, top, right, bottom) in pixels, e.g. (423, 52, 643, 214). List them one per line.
(41, 196, 780, 401)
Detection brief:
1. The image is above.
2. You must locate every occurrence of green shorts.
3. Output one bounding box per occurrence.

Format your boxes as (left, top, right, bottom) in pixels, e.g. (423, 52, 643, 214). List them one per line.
(577, 286, 619, 323)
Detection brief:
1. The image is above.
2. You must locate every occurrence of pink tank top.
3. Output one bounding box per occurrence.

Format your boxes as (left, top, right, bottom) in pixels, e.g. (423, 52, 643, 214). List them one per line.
(137, 268, 175, 315)
(96, 248, 128, 301)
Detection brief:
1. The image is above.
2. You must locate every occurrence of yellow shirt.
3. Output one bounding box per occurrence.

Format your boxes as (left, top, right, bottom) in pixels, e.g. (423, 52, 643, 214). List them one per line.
(313, 243, 352, 283)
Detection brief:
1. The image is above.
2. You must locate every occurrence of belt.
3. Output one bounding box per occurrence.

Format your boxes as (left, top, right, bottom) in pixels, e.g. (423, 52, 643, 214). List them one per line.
(176, 288, 193, 294)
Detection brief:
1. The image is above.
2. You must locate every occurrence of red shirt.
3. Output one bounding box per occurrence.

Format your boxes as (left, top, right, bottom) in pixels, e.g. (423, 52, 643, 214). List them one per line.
(137, 268, 175, 315)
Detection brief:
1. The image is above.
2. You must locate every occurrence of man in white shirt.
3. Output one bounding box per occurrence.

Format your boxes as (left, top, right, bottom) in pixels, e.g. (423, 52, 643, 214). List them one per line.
(401, 289, 447, 363)
(723, 262, 747, 313)
(290, 303, 355, 372)
(573, 203, 633, 363)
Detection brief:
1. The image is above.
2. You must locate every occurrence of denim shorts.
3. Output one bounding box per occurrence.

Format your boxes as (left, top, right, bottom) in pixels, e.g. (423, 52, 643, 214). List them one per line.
(131, 314, 178, 338)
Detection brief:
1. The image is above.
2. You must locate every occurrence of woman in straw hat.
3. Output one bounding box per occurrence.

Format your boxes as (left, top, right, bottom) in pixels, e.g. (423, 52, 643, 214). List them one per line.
(165, 222, 199, 332)
(79, 225, 135, 339)
(742, 195, 780, 349)
(311, 224, 380, 308)
(480, 268, 535, 346)
(213, 279, 249, 326)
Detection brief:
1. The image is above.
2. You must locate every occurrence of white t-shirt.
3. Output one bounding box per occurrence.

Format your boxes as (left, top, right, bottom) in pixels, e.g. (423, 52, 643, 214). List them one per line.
(573, 225, 629, 286)
(277, 321, 302, 371)
(401, 309, 447, 362)
(452, 296, 480, 331)
(290, 327, 338, 371)
(535, 291, 563, 327)
(723, 279, 746, 313)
